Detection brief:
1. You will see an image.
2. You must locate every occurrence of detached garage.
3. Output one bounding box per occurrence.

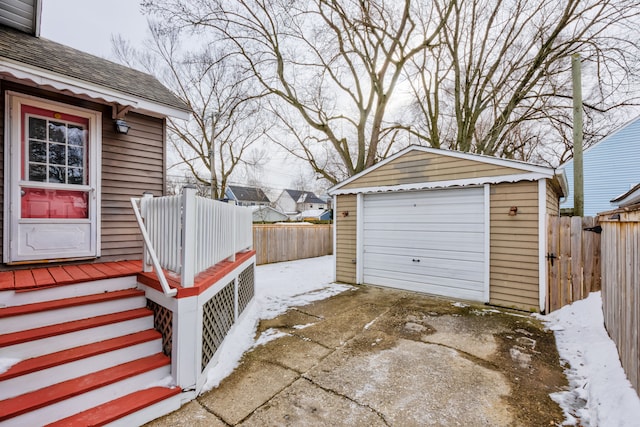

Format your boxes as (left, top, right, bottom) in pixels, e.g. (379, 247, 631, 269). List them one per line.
(328, 146, 567, 312)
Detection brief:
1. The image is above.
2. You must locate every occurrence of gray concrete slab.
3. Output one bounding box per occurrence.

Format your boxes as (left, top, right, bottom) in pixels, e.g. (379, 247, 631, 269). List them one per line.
(197, 359, 298, 424)
(240, 378, 386, 426)
(147, 285, 568, 426)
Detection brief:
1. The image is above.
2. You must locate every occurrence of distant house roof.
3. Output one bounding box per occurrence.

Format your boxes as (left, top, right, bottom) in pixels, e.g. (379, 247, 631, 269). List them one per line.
(0, 24, 189, 119)
(227, 185, 270, 203)
(284, 189, 325, 205)
(611, 183, 640, 208)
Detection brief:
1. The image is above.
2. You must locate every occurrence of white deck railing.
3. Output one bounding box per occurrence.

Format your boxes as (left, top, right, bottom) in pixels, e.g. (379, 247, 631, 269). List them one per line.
(131, 186, 253, 293)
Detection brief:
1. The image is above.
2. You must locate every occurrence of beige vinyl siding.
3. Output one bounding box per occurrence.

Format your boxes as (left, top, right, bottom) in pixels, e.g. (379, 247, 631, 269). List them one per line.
(101, 112, 165, 261)
(342, 150, 526, 189)
(489, 181, 540, 311)
(335, 194, 357, 283)
(546, 180, 560, 216)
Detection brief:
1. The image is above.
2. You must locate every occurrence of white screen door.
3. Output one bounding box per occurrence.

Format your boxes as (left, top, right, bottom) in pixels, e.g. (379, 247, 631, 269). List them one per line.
(5, 94, 101, 263)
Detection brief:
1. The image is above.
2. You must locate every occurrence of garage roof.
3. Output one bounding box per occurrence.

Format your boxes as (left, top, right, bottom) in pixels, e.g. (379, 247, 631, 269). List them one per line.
(329, 146, 567, 196)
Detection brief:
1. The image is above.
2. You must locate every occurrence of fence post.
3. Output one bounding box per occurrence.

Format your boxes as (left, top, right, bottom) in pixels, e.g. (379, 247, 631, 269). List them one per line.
(181, 186, 197, 287)
(140, 192, 154, 273)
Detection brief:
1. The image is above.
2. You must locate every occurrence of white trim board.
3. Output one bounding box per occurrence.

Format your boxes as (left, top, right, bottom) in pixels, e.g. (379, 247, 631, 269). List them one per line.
(330, 172, 552, 196)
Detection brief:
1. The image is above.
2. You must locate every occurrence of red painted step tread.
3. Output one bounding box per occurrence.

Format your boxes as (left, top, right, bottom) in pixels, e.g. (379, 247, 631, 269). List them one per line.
(0, 353, 170, 422)
(0, 308, 152, 348)
(0, 329, 161, 381)
(45, 386, 181, 427)
(0, 289, 145, 319)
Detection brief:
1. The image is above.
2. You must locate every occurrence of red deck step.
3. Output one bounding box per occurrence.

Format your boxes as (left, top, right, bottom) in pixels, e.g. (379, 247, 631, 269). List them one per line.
(0, 289, 145, 319)
(0, 353, 170, 422)
(0, 308, 152, 348)
(0, 330, 161, 382)
(45, 386, 181, 427)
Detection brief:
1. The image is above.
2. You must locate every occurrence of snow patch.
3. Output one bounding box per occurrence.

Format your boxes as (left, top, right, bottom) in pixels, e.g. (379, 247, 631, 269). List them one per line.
(0, 357, 21, 375)
(541, 292, 640, 427)
(254, 328, 290, 347)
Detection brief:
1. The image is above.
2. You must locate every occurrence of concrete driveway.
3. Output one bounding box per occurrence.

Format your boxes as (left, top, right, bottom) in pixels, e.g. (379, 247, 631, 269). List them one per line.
(147, 285, 567, 426)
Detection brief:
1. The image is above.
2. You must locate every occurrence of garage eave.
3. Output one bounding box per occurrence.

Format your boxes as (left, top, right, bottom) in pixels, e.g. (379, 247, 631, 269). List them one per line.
(330, 172, 553, 196)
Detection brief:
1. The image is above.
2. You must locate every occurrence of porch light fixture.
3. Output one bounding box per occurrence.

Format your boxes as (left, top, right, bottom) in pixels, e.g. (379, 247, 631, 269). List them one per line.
(114, 119, 130, 134)
(508, 206, 518, 216)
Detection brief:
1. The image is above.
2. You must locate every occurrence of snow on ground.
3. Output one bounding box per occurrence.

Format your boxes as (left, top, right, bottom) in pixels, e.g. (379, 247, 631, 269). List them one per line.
(201, 255, 352, 391)
(541, 292, 640, 427)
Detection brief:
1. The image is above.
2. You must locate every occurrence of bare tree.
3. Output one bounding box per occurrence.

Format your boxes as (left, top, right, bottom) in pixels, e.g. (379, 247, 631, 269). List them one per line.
(405, 0, 640, 164)
(142, 0, 640, 182)
(113, 23, 270, 198)
(142, 0, 454, 184)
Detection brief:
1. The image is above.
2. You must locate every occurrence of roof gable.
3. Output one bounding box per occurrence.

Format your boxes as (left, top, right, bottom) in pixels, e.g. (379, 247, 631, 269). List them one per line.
(284, 189, 325, 205)
(329, 145, 557, 194)
(0, 24, 189, 118)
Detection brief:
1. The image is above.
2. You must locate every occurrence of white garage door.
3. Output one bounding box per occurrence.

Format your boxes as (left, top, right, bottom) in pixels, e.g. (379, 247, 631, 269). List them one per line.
(363, 187, 486, 301)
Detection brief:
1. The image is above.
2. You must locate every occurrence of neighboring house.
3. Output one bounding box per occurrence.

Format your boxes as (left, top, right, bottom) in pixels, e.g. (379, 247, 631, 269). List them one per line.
(225, 184, 270, 207)
(560, 116, 640, 216)
(0, 6, 256, 426)
(251, 205, 288, 222)
(275, 189, 327, 214)
(328, 145, 567, 313)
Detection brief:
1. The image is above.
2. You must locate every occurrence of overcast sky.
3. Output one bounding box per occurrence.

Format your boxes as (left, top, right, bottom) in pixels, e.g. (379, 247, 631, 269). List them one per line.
(40, 0, 148, 59)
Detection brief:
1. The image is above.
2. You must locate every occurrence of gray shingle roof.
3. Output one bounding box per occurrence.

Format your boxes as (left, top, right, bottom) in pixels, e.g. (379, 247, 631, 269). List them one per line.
(284, 189, 325, 205)
(0, 24, 188, 113)
(228, 185, 271, 203)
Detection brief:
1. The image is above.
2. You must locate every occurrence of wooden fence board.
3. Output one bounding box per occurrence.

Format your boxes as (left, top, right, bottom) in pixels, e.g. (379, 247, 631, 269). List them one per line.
(570, 216, 583, 302)
(547, 215, 601, 313)
(253, 224, 333, 265)
(600, 210, 640, 396)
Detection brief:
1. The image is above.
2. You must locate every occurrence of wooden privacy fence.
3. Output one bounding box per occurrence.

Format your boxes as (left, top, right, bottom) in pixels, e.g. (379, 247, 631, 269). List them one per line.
(253, 224, 333, 265)
(547, 215, 601, 312)
(600, 208, 640, 396)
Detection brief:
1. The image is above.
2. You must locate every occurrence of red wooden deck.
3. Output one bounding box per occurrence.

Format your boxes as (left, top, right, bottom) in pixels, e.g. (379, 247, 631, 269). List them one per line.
(138, 250, 256, 298)
(0, 261, 142, 292)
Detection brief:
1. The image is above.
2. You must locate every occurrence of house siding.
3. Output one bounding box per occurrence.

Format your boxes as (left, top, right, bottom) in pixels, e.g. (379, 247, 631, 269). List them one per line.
(101, 112, 165, 260)
(489, 180, 540, 310)
(0, 83, 165, 266)
(342, 150, 526, 189)
(561, 116, 640, 215)
(335, 194, 357, 283)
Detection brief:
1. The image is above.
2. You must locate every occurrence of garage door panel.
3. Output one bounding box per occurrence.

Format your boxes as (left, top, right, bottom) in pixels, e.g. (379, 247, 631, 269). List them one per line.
(363, 187, 486, 302)
(365, 219, 483, 230)
(364, 273, 485, 300)
(364, 246, 483, 262)
(364, 253, 483, 284)
(365, 230, 484, 247)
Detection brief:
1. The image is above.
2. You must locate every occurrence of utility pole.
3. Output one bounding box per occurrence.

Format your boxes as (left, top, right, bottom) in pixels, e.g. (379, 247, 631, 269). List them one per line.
(572, 53, 584, 217)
